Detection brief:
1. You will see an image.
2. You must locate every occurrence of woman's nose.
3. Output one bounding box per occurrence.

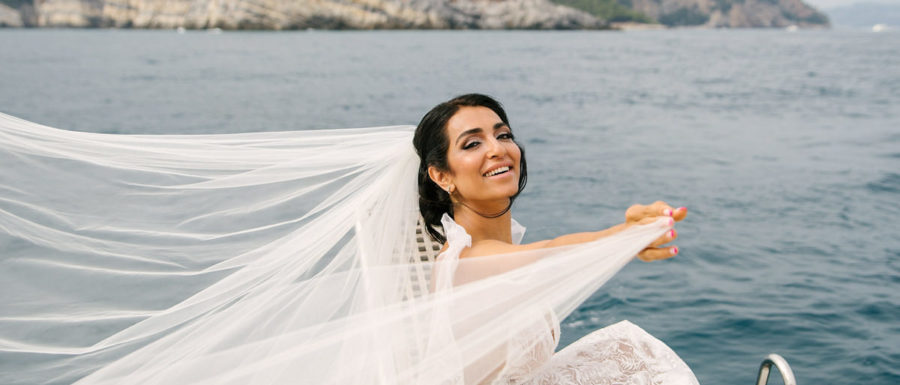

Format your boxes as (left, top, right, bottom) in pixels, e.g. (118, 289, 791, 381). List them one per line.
(485, 137, 505, 158)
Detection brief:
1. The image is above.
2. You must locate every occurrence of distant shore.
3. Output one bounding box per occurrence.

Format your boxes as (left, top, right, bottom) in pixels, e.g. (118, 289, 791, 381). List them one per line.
(0, 0, 830, 30)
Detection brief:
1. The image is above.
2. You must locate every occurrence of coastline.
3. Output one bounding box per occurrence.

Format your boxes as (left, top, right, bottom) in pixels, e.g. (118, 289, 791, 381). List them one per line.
(0, 0, 830, 30)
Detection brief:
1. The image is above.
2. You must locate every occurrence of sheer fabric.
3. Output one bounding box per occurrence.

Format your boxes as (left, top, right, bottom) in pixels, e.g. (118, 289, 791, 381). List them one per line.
(0, 112, 682, 385)
(438, 214, 698, 385)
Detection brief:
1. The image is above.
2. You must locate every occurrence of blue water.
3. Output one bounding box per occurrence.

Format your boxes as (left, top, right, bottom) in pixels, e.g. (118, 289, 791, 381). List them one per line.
(1, 29, 898, 384)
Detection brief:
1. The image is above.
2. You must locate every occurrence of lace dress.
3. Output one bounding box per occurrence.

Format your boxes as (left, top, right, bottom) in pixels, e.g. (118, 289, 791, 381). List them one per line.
(436, 214, 700, 385)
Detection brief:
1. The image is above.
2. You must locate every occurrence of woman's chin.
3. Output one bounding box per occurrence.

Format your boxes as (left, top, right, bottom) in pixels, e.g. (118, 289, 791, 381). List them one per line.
(482, 187, 520, 202)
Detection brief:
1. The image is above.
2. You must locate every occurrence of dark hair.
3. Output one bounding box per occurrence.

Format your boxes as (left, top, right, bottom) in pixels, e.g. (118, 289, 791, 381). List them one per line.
(412, 93, 528, 243)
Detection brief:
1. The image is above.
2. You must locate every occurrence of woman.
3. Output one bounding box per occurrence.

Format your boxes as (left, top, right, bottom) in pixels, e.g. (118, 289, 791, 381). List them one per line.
(0, 101, 691, 385)
(413, 94, 698, 384)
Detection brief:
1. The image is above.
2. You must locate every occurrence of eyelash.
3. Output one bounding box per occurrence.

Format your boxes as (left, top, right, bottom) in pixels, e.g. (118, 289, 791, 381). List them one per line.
(463, 132, 514, 150)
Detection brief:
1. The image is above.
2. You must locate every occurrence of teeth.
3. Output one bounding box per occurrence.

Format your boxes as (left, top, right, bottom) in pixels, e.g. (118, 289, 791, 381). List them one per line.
(484, 166, 510, 177)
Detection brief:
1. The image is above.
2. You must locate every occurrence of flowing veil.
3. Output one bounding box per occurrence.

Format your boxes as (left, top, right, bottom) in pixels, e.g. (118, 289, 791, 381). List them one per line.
(0, 112, 673, 385)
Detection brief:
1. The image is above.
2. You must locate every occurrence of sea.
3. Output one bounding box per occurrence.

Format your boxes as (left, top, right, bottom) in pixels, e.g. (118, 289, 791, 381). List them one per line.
(0, 28, 898, 384)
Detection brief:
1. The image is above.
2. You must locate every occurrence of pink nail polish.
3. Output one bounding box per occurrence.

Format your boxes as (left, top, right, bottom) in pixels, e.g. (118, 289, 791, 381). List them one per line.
(677, 207, 686, 212)
(663, 209, 673, 216)
(668, 230, 675, 238)
(670, 246, 678, 255)
(667, 218, 674, 226)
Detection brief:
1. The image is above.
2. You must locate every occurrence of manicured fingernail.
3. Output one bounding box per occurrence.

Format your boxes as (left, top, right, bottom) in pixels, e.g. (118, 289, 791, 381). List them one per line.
(667, 218, 674, 226)
(668, 230, 675, 238)
(670, 246, 679, 255)
(663, 208, 673, 216)
(677, 207, 686, 212)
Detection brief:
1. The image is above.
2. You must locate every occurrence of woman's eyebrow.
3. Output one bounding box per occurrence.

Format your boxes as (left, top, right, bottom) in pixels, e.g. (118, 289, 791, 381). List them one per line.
(455, 123, 508, 145)
(455, 128, 482, 145)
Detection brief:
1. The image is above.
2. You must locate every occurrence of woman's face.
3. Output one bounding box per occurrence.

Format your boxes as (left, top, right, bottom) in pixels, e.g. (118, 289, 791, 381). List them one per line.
(430, 106, 521, 205)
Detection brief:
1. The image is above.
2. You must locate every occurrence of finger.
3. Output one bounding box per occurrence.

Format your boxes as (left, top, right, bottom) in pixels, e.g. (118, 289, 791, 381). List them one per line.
(625, 204, 645, 222)
(648, 229, 677, 248)
(637, 246, 679, 262)
(634, 216, 674, 228)
(672, 206, 688, 222)
(625, 201, 674, 222)
(649, 201, 675, 218)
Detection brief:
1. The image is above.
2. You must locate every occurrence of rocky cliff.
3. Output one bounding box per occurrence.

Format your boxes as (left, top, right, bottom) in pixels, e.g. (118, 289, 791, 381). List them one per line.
(0, 0, 828, 29)
(624, 0, 828, 28)
(0, 0, 604, 29)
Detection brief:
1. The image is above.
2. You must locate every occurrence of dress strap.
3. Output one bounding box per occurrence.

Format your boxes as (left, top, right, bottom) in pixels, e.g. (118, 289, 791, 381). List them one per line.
(432, 213, 469, 291)
(440, 213, 472, 252)
(510, 218, 526, 245)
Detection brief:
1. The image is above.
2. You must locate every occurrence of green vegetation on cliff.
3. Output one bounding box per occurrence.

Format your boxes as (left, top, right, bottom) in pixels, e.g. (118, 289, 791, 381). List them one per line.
(553, 0, 828, 27)
(549, 0, 654, 23)
(659, 6, 709, 26)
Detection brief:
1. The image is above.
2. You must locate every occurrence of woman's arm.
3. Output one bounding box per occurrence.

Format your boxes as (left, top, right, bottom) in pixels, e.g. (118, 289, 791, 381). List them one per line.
(463, 201, 687, 262)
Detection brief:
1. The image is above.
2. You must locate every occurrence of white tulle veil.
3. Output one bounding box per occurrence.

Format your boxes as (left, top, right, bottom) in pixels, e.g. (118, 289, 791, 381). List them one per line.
(0, 112, 672, 385)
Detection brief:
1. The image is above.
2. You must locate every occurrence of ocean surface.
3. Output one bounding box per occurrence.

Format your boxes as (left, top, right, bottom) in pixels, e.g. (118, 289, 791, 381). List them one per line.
(1, 28, 898, 384)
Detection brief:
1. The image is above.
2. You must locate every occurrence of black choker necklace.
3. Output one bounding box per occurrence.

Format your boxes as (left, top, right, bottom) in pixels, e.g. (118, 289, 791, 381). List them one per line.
(456, 199, 512, 219)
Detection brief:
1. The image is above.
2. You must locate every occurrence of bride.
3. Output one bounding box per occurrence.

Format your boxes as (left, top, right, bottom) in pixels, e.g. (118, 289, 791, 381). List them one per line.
(413, 94, 696, 384)
(0, 95, 695, 385)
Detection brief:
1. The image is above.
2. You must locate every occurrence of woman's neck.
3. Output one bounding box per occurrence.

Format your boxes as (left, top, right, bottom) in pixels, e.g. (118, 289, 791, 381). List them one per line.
(452, 200, 513, 244)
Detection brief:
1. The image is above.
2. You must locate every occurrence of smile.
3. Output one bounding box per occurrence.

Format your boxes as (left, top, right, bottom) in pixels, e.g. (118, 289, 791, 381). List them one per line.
(483, 166, 511, 177)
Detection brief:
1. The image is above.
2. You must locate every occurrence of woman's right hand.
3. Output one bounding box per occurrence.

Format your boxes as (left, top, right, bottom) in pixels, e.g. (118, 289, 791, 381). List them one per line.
(625, 201, 687, 262)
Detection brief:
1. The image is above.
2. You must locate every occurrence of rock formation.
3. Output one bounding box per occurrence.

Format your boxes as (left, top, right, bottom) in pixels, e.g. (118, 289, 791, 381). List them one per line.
(625, 0, 828, 28)
(1, 0, 604, 29)
(0, 0, 829, 29)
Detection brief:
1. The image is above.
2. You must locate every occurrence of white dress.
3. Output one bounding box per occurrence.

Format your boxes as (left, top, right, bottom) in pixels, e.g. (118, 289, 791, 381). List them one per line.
(437, 214, 700, 385)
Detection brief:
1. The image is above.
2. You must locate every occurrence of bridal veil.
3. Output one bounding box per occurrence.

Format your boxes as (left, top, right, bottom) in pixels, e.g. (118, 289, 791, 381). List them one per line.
(0, 112, 673, 384)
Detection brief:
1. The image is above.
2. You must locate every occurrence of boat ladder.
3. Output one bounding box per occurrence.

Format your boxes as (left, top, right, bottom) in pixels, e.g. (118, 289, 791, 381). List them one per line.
(755, 353, 796, 385)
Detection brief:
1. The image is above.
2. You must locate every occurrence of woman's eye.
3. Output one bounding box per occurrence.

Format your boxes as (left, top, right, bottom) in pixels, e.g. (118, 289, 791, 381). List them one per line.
(497, 133, 514, 140)
(463, 140, 480, 150)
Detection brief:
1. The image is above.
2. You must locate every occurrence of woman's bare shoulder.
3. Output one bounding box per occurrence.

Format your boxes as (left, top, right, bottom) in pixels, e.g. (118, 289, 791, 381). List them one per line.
(460, 239, 551, 259)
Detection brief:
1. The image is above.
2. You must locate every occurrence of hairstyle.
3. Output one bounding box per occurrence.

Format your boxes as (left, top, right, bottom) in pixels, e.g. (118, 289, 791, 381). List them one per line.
(412, 93, 528, 243)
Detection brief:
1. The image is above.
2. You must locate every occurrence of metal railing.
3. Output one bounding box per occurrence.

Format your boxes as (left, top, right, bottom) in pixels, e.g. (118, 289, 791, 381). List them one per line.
(755, 354, 796, 385)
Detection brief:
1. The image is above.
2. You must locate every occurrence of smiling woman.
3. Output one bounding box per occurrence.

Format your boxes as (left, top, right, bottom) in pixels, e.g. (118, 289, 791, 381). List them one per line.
(1, 94, 692, 385)
(411, 94, 697, 384)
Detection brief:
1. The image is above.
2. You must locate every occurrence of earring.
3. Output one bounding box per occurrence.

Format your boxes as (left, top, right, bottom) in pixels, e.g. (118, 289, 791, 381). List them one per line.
(448, 185, 455, 194)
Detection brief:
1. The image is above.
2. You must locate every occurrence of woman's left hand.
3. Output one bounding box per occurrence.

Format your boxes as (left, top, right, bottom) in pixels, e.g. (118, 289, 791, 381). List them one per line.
(624, 201, 687, 262)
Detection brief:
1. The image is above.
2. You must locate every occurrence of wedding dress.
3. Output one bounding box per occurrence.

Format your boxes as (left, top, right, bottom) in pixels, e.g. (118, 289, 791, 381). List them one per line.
(437, 214, 699, 385)
(0, 112, 692, 385)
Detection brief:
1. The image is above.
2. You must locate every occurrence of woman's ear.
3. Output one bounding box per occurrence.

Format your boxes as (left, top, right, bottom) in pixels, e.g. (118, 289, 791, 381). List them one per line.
(427, 166, 452, 192)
